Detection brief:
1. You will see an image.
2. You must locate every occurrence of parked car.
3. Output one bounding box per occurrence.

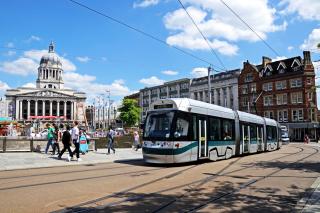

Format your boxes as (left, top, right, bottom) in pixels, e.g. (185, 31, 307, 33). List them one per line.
(35, 129, 48, 139)
(281, 131, 290, 144)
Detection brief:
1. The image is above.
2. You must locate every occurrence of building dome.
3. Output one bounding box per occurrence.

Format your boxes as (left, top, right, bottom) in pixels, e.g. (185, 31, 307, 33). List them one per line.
(40, 42, 62, 68)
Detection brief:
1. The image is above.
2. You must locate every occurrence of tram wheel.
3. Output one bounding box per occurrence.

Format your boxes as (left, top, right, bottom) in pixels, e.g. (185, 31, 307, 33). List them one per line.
(209, 149, 218, 161)
(225, 148, 232, 159)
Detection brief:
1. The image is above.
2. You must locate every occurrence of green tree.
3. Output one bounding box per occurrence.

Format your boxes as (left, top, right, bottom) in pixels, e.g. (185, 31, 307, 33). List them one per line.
(318, 43, 320, 49)
(119, 99, 141, 127)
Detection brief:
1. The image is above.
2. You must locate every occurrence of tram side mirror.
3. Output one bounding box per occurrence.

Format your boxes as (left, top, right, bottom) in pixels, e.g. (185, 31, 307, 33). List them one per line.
(174, 132, 181, 138)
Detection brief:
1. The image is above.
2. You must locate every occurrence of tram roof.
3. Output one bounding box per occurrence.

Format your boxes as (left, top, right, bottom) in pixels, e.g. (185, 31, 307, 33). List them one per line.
(237, 111, 265, 125)
(150, 98, 235, 120)
(264, 117, 278, 127)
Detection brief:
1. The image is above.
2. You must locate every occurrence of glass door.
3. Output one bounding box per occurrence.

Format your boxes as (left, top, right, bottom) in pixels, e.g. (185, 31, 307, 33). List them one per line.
(198, 118, 208, 158)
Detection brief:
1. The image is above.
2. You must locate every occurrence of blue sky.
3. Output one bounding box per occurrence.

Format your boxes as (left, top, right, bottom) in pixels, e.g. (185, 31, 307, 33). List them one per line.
(0, 0, 319, 104)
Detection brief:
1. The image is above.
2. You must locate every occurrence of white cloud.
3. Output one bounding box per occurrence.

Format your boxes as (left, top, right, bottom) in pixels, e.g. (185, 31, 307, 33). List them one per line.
(190, 67, 208, 77)
(287, 46, 294, 51)
(0, 80, 10, 97)
(280, 0, 320, 21)
(76, 56, 91, 63)
(0, 58, 38, 76)
(163, 1, 287, 55)
(101, 57, 108, 61)
(272, 56, 287, 61)
(162, 70, 178, 75)
(64, 72, 131, 100)
(22, 82, 36, 88)
(133, 0, 159, 8)
(6, 50, 16, 56)
(6, 42, 14, 48)
(26, 35, 41, 42)
(300, 28, 320, 51)
(139, 76, 165, 86)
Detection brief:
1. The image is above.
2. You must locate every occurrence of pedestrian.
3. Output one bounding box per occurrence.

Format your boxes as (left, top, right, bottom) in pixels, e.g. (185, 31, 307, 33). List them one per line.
(133, 131, 140, 151)
(58, 125, 73, 161)
(304, 134, 309, 144)
(45, 123, 55, 154)
(52, 124, 61, 155)
(106, 127, 115, 154)
(71, 121, 81, 161)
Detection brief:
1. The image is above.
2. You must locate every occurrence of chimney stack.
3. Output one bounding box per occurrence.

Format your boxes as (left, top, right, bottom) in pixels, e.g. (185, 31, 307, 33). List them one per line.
(303, 51, 311, 65)
(262, 56, 272, 68)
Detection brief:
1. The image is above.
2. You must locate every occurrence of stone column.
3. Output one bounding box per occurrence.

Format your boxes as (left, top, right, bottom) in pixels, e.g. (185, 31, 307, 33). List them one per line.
(35, 100, 38, 116)
(19, 101, 22, 120)
(27, 100, 30, 120)
(42, 100, 46, 116)
(57, 101, 60, 116)
(166, 86, 169, 97)
(214, 88, 218, 105)
(64, 101, 67, 118)
(49, 101, 52, 116)
(177, 84, 180, 97)
(15, 99, 19, 120)
(74, 101, 77, 121)
(226, 87, 231, 108)
(71, 102, 74, 120)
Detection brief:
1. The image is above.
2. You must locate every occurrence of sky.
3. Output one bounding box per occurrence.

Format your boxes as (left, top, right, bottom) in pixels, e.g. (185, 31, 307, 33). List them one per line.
(0, 0, 319, 105)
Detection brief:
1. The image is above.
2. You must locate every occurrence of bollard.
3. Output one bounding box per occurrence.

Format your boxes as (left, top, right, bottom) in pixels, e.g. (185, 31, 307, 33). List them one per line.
(3, 137, 6, 153)
(30, 138, 34, 152)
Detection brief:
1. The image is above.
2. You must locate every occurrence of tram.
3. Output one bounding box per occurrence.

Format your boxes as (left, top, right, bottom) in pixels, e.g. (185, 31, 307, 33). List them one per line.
(142, 98, 281, 164)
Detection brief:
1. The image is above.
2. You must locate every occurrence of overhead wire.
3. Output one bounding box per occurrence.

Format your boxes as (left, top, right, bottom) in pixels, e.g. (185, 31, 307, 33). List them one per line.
(67, 0, 226, 73)
(177, 0, 227, 71)
(220, 0, 281, 57)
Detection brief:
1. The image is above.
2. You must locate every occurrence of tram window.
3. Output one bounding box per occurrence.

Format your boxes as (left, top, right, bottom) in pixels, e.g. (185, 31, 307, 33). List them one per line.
(144, 112, 174, 138)
(250, 125, 257, 141)
(266, 126, 277, 141)
(174, 117, 189, 137)
(222, 120, 233, 140)
(209, 118, 221, 140)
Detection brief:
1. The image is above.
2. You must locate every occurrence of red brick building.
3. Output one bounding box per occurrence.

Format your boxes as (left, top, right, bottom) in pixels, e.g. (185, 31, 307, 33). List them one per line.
(238, 51, 318, 141)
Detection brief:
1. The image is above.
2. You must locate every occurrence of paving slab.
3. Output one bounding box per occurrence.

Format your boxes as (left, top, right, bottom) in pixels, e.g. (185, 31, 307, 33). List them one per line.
(0, 148, 143, 171)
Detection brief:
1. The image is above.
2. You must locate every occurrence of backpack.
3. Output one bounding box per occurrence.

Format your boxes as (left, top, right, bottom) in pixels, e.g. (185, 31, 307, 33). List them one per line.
(79, 135, 87, 144)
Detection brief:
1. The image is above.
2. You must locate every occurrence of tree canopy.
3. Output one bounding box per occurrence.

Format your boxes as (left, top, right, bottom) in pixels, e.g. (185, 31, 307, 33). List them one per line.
(318, 43, 320, 49)
(118, 99, 141, 127)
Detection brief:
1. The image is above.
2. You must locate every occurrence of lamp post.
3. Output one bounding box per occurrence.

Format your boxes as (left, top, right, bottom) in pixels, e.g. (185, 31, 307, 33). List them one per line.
(106, 90, 111, 129)
(208, 66, 212, 104)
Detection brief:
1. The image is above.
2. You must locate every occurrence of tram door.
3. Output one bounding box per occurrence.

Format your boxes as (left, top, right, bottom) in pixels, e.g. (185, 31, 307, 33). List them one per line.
(198, 118, 208, 158)
(242, 125, 250, 153)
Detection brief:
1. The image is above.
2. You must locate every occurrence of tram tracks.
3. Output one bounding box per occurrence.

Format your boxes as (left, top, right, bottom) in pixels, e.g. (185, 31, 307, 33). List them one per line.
(62, 145, 305, 212)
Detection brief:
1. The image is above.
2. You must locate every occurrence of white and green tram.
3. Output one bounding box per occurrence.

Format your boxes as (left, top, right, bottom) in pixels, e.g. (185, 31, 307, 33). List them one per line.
(142, 98, 281, 164)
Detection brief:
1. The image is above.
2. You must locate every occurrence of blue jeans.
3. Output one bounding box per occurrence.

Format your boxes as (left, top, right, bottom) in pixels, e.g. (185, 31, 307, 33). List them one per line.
(108, 139, 115, 154)
(45, 138, 53, 154)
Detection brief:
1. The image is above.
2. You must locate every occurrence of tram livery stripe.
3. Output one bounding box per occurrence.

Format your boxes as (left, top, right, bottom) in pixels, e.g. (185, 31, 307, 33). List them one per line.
(143, 141, 236, 155)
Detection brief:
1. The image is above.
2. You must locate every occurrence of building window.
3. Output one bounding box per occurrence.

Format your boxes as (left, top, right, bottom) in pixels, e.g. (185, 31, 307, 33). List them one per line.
(292, 109, 303, 122)
(276, 81, 286, 90)
(263, 95, 273, 106)
(308, 92, 313, 101)
(290, 78, 302, 88)
(263, 82, 273, 91)
(276, 94, 287, 105)
(309, 108, 316, 122)
(291, 92, 303, 104)
(242, 85, 248, 94)
(245, 73, 253, 82)
(264, 111, 274, 119)
(194, 92, 198, 100)
(250, 83, 256, 93)
(278, 110, 288, 122)
(242, 97, 248, 107)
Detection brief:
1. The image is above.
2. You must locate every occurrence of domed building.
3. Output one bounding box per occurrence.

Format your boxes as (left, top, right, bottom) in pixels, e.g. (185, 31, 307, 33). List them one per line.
(5, 42, 86, 124)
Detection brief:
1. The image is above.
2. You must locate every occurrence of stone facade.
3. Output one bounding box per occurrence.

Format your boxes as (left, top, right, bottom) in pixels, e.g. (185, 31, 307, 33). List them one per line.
(139, 78, 191, 121)
(190, 69, 240, 110)
(5, 42, 86, 123)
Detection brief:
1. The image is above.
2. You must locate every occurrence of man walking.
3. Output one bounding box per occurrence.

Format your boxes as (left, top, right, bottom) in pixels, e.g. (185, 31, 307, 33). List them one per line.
(58, 125, 73, 161)
(107, 127, 115, 154)
(45, 123, 55, 154)
(71, 121, 81, 161)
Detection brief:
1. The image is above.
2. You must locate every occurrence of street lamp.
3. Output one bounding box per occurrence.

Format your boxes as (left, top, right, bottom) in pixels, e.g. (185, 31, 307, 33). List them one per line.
(208, 66, 212, 104)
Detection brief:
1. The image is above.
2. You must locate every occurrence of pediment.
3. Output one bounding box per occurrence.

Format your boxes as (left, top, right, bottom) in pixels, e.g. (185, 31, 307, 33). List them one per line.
(19, 90, 74, 98)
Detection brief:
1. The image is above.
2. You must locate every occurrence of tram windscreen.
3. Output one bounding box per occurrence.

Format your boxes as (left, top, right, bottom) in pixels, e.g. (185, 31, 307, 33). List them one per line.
(144, 111, 174, 139)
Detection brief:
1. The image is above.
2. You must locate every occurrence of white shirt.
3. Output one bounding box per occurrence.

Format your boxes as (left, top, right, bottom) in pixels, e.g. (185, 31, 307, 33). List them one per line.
(71, 126, 79, 141)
